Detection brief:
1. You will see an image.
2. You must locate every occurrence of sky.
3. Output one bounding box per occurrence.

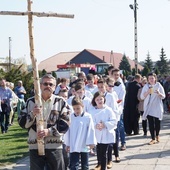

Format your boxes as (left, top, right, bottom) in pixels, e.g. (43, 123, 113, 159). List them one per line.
(0, 0, 170, 65)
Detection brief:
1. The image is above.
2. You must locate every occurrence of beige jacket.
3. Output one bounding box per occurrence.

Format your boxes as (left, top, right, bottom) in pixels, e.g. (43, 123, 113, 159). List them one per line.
(137, 88, 144, 112)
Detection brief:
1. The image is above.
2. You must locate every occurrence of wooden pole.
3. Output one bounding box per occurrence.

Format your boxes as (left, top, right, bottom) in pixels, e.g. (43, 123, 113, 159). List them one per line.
(27, 0, 44, 155)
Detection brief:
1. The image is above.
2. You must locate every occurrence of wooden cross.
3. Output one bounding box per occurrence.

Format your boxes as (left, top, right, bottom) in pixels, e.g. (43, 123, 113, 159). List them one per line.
(0, 0, 74, 155)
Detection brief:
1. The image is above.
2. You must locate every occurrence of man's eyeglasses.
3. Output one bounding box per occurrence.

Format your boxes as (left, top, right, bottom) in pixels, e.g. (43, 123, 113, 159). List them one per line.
(42, 82, 54, 87)
(107, 84, 114, 87)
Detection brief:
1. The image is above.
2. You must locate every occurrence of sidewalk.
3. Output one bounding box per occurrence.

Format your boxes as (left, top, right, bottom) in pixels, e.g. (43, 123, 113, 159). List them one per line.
(1, 114, 170, 170)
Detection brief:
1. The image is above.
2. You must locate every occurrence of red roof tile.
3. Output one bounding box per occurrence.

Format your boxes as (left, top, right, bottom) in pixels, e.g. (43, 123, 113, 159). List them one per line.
(86, 49, 143, 70)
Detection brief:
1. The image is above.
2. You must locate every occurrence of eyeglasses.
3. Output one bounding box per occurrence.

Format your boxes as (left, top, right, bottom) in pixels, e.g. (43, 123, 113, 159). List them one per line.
(107, 84, 114, 87)
(42, 82, 54, 87)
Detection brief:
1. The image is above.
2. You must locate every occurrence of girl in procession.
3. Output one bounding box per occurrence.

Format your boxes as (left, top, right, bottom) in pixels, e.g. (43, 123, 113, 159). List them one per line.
(96, 79, 120, 168)
(140, 73, 165, 145)
(90, 91, 117, 170)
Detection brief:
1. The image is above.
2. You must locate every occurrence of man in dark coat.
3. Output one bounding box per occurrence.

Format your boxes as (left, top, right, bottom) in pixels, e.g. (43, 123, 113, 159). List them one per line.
(124, 74, 142, 135)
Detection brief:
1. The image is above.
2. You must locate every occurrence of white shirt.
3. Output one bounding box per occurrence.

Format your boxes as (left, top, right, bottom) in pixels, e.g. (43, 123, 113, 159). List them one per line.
(64, 112, 96, 153)
(67, 95, 92, 112)
(85, 84, 97, 95)
(113, 81, 126, 109)
(67, 96, 74, 106)
(85, 90, 93, 99)
(105, 92, 120, 121)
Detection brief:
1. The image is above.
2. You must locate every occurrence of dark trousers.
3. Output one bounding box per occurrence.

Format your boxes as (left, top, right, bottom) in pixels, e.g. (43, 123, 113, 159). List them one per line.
(140, 111, 147, 134)
(133, 114, 140, 135)
(107, 128, 119, 162)
(0, 111, 9, 133)
(124, 113, 140, 135)
(147, 115, 161, 140)
(113, 128, 119, 157)
(30, 149, 65, 170)
(96, 143, 109, 170)
(62, 144, 69, 170)
(142, 120, 147, 134)
(107, 144, 113, 162)
(70, 152, 89, 170)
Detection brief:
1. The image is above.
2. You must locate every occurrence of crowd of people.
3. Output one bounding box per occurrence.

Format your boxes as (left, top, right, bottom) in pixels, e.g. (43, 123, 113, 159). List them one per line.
(1, 66, 168, 170)
(0, 79, 26, 134)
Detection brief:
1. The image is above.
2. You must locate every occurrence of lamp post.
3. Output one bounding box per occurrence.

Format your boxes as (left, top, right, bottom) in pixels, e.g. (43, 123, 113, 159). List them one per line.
(9, 37, 12, 71)
(129, 0, 138, 73)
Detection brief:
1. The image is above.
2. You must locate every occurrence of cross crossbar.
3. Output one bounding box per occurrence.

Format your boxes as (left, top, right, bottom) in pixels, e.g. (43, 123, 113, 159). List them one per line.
(0, 11, 74, 18)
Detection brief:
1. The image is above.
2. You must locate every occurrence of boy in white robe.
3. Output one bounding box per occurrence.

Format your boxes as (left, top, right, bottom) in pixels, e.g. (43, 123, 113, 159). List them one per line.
(85, 74, 97, 95)
(69, 83, 92, 112)
(64, 97, 96, 170)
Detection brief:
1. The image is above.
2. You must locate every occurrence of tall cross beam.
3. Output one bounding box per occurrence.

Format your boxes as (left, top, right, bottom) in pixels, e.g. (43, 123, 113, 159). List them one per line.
(0, 0, 74, 156)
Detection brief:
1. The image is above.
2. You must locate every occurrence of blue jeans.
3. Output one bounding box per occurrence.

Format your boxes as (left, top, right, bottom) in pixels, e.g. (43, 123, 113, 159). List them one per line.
(70, 152, 89, 170)
(118, 114, 126, 146)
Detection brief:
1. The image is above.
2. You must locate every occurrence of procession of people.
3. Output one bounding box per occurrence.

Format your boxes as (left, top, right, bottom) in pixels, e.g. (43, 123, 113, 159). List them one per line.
(0, 65, 167, 170)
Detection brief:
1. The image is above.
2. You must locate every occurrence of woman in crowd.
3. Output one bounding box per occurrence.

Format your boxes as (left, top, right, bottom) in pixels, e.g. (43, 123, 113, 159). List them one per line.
(137, 77, 148, 136)
(140, 73, 165, 145)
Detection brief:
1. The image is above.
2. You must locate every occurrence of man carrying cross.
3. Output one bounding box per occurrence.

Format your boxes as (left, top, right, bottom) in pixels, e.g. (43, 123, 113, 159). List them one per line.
(20, 74, 70, 170)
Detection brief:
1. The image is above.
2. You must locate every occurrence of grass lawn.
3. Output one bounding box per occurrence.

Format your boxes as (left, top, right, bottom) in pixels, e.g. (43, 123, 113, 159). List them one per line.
(0, 118, 29, 167)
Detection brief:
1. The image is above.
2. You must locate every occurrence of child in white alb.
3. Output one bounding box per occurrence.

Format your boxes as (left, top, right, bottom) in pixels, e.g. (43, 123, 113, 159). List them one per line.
(85, 74, 97, 95)
(68, 83, 92, 112)
(90, 91, 117, 170)
(64, 97, 96, 170)
(96, 78, 120, 168)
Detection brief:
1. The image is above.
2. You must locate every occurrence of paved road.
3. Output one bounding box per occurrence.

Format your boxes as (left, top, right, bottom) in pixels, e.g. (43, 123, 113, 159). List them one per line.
(1, 114, 170, 170)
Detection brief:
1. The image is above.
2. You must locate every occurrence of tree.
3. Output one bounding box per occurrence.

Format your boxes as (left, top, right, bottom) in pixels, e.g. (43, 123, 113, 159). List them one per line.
(3, 64, 34, 100)
(39, 69, 47, 77)
(119, 53, 131, 76)
(13, 57, 28, 72)
(0, 68, 5, 78)
(142, 65, 150, 77)
(154, 67, 160, 75)
(41, 69, 47, 76)
(156, 48, 169, 75)
(144, 51, 153, 71)
(131, 68, 136, 76)
(52, 71, 57, 78)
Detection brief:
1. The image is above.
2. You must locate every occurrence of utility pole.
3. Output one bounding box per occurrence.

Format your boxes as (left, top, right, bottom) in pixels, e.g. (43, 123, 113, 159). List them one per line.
(0, 0, 74, 155)
(130, 0, 138, 73)
(110, 50, 113, 64)
(9, 37, 12, 71)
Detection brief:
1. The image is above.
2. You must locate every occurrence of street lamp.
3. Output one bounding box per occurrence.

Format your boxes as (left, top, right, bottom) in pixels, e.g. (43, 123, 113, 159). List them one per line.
(129, 0, 138, 73)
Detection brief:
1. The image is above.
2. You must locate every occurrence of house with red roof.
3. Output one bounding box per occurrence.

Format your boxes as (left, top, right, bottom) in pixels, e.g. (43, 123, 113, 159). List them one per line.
(38, 49, 143, 73)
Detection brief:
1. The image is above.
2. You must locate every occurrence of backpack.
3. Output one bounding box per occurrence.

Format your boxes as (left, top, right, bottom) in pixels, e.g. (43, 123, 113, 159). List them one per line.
(17, 97, 35, 129)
